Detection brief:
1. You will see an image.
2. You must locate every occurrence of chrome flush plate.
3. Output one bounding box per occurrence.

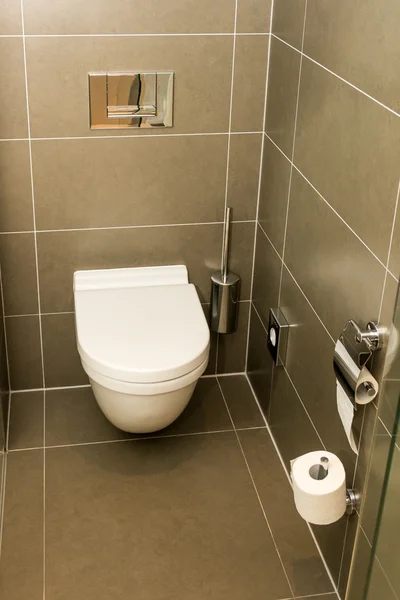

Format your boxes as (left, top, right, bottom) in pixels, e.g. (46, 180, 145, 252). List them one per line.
(88, 72, 174, 129)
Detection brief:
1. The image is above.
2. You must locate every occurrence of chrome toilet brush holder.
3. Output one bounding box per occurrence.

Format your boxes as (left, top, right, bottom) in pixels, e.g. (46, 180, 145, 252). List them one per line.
(210, 207, 240, 334)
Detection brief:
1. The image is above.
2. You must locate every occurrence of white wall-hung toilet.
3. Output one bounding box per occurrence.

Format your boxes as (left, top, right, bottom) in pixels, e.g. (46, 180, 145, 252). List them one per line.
(74, 265, 210, 433)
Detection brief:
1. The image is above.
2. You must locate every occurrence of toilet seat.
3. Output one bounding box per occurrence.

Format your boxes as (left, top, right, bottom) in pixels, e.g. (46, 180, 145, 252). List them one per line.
(75, 275, 210, 385)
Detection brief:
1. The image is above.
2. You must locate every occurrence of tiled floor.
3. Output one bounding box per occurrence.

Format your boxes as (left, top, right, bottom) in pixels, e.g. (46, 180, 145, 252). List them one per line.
(0, 375, 336, 600)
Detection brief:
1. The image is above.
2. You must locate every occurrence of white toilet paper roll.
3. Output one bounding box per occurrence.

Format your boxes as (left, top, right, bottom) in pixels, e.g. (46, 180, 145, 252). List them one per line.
(291, 451, 346, 525)
(355, 366, 379, 405)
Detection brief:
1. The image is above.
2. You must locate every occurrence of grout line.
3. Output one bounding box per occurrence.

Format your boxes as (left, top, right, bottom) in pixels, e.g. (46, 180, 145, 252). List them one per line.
(245, 0, 275, 371)
(270, 34, 400, 119)
(276, 1, 307, 308)
(378, 179, 400, 320)
(257, 221, 336, 344)
(43, 390, 46, 600)
(244, 373, 341, 599)
(0, 451, 8, 564)
(216, 377, 295, 598)
(23, 32, 241, 38)
(0, 220, 255, 236)
(20, 0, 45, 392)
(336, 516, 350, 595)
(0, 131, 263, 143)
(217, 0, 239, 375)
(264, 132, 389, 274)
(0, 267, 11, 392)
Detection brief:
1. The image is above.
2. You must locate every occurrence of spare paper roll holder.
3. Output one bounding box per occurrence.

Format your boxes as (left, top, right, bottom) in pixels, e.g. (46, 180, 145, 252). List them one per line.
(334, 320, 384, 410)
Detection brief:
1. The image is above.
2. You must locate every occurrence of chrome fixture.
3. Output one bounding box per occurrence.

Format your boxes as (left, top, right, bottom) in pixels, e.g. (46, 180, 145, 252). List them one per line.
(88, 72, 174, 129)
(346, 489, 361, 515)
(267, 308, 289, 367)
(334, 319, 384, 408)
(210, 207, 240, 334)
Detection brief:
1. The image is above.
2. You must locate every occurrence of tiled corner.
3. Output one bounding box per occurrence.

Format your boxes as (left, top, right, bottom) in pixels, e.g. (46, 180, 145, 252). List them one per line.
(252, 224, 281, 328)
(231, 35, 269, 132)
(294, 58, 400, 264)
(6, 316, 43, 390)
(285, 169, 386, 341)
(268, 367, 323, 468)
(247, 306, 274, 416)
(304, 0, 400, 114)
(0, 141, 34, 233)
(32, 136, 228, 230)
(23, 0, 236, 35)
(218, 374, 265, 428)
(25, 36, 233, 138)
(258, 136, 291, 255)
(272, 0, 307, 50)
(0, 234, 39, 316)
(236, 0, 271, 33)
(217, 301, 250, 374)
(8, 391, 44, 450)
(227, 133, 262, 221)
(41, 313, 88, 388)
(0, 39, 28, 140)
(238, 427, 334, 596)
(265, 36, 301, 157)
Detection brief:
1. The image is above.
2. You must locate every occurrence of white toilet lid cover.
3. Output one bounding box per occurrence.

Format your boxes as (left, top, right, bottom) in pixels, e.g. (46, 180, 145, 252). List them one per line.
(75, 284, 210, 384)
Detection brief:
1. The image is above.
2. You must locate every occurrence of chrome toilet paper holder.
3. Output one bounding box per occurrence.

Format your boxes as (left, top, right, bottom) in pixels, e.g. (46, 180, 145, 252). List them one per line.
(346, 489, 361, 515)
(334, 319, 384, 410)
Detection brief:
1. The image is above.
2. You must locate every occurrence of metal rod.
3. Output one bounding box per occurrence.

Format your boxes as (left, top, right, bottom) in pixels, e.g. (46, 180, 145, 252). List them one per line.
(221, 207, 231, 283)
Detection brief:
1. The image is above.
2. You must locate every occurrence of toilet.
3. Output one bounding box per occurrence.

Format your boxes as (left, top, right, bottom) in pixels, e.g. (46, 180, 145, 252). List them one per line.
(74, 265, 210, 433)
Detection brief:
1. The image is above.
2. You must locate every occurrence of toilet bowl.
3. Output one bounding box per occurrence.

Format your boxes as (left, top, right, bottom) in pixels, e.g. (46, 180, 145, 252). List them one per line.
(74, 265, 210, 433)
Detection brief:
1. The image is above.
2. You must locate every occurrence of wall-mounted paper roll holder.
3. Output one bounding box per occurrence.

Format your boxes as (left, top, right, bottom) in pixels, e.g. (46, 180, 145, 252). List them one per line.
(334, 320, 385, 411)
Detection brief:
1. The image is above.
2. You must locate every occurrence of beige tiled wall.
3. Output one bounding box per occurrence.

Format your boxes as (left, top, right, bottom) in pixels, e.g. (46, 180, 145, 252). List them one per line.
(0, 0, 271, 390)
(248, 0, 400, 595)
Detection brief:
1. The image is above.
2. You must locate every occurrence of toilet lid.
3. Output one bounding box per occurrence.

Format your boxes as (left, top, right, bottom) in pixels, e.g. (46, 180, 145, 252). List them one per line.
(75, 284, 210, 384)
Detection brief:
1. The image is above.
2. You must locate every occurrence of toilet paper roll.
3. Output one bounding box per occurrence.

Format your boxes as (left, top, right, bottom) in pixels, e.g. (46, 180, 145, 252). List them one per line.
(291, 451, 346, 525)
(354, 366, 379, 405)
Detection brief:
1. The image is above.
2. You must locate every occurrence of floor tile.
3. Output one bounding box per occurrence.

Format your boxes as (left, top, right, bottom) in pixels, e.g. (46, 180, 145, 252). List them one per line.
(238, 428, 334, 597)
(45, 378, 232, 446)
(8, 391, 44, 450)
(218, 374, 265, 428)
(0, 450, 43, 600)
(45, 434, 291, 600)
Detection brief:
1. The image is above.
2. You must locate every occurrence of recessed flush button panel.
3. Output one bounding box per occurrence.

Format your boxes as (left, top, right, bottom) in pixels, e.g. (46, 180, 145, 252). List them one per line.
(89, 72, 174, 129)
(267, 308, 289, 367)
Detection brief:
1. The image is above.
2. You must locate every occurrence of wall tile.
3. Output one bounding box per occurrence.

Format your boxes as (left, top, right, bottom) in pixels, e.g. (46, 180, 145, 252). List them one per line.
(0, 0, 22, 34)
(0, 142, 33, 232)
(247, 306, 273, 415)
(258, 135, 291, 255)
(227, 133, 262, 221)
(367, 556, 398, 600)
(269, 367, 323, 467)
(32, 136, 227, 230)
(236, 0, 271, 33)
(24, 0, 236, 35)
(265, 36, 301, 157)
(0, 39, 28, 140)
(345, 528, 372, 600)
(6, 316, 43, 390)
(202, 305, 217, 375)
(388, 194, 400, 278)
(231, 35, 269, 132)
(218, 374, 265, 428)
(304, 0, 400, 114)
(311, 517, 348, 586)
(8, 391, 44, 450)
(272, 0, 306, 50)
(0, 450, 44, 600)
(26, 36, 232, 138)
(294, 58, 400, 263)
(252, 225, 281, 328)
(217, 301, 250, 373)
(280, 267, 357, 481)
(37, 222, 254, 312)
(353, 404, 378, 493)
(285, 170, 385, 341)
(0, 233, 38, 315)
(42, 313, 88, 388)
